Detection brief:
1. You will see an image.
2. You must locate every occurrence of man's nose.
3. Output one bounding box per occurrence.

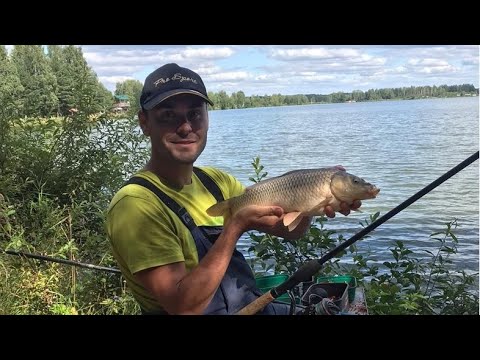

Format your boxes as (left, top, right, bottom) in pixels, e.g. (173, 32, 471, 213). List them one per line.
(176, 115, 193, 132)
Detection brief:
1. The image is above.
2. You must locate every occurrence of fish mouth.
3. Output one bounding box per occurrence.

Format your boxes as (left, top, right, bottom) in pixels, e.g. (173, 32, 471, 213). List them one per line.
(368, 186, 380, 198)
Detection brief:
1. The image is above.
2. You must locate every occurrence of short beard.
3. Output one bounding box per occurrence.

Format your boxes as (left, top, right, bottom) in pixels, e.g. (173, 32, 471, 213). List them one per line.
(168, 134, 207, 165)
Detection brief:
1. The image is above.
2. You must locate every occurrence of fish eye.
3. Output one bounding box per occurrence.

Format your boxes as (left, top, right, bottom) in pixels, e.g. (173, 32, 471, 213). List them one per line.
(353, 179, 359, 183)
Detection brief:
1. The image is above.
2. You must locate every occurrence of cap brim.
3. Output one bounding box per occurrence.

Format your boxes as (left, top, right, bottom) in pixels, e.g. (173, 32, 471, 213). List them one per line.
(143, 89, 214, 110)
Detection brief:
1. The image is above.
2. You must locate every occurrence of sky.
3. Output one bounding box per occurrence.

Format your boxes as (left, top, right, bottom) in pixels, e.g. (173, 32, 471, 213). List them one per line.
(6, 45, 480, 96)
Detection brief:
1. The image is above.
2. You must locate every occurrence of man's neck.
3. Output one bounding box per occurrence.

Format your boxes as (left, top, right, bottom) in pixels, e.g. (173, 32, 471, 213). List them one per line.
(144, 160, 193, 190)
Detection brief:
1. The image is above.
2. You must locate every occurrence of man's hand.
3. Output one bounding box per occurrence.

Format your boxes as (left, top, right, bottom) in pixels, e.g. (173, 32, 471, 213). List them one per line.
(225, 204, 285, 235)
(324, 200, 362, 218)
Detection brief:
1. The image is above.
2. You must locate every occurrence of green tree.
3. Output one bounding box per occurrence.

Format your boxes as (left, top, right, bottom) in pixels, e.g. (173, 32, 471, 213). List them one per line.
(115, 79, 143, 118)
(352, 90, 365, 102)
(61, 45, 111, 115)
(216, 90, 231, 110)
(11, 45, 58, 117)
(46, 45, 113, 116)
(235, 91, 246, 108)
(207, 91, 218, 109)
(0, 45, 24, 173)
(0, 46, 24, 119)
(46, 45, 64, 115)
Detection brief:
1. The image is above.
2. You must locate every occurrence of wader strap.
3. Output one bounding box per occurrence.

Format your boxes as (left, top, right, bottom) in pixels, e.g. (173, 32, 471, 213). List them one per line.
(193, 167, 224, 203)
(125, 177, 197, 233)
(124, 167, 224, 233)
(124, 170, 231, 312)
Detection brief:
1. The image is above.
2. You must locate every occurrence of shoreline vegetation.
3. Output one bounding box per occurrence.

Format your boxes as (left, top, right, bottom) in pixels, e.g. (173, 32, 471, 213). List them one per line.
(1, 45, 478, 315)
(206, 85, 479, 111)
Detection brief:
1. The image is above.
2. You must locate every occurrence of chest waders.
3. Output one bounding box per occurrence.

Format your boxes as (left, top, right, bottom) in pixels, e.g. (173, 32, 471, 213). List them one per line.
(125, 167, 292, 315)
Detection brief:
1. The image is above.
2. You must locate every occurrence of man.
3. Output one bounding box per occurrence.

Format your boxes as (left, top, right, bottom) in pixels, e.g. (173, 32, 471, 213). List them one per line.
(106, 63, 361, 315)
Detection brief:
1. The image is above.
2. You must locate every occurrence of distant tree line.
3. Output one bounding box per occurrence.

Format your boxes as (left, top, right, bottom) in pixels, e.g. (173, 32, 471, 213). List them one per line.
(116, 83, 479, 113)
(205, 84, 479, 110)
(0, 45, 113, 118)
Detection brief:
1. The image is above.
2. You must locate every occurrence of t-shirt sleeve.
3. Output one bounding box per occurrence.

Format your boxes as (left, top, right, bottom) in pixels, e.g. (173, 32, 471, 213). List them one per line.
(108, 195, 184, 274)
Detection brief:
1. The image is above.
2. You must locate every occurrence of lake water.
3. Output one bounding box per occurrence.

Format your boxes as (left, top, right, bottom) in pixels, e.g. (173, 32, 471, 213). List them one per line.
(194, 97, 479, 274)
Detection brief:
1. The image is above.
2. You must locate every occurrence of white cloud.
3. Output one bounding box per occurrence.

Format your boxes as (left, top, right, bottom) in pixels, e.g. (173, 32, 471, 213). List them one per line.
(269, 47, 387, 67)
(99, 75, 136, 88)
(407, 58, 450, 67)
(182, 47, 234, 59)
(74, 45, 478, 95)
(206, 71, 249, 82)
(407, 58, 457, 74)
(270, 47, 360, 60)
(417, 65, 457, 74)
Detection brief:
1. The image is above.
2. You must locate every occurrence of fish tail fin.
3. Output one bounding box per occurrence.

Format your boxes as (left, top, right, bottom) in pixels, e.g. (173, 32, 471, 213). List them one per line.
(206, 199, 231, 217)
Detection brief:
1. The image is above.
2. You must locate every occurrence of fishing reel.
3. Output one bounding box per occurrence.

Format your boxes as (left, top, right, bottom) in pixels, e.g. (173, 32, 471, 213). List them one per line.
(294, 282, 343, 315)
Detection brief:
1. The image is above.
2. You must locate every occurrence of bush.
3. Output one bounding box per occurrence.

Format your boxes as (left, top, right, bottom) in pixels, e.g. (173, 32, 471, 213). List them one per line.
(0, 111, 148, 314)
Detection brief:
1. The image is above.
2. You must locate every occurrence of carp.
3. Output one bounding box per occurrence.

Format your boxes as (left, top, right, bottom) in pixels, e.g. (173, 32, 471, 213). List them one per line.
(206, 167, 380, 231)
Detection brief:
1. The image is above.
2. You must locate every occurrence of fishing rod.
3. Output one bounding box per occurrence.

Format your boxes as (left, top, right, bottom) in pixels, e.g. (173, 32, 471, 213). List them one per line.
(236, 150, 479, 315)
(1, 249, 121, 274)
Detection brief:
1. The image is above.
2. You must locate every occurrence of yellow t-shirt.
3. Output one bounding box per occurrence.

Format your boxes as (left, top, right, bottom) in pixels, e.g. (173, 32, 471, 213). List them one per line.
(106, 166, 245, 313)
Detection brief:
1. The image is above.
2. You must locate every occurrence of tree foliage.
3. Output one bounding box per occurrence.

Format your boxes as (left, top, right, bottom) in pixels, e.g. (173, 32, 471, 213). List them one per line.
(11, 45, 58, 117)
(2, 45, 113, 118)
(206, 84, 479, 110)
(114, 79, 143, 118)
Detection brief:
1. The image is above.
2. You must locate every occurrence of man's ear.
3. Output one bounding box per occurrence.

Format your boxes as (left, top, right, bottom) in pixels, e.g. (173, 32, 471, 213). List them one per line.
(138, 109, 150, 136)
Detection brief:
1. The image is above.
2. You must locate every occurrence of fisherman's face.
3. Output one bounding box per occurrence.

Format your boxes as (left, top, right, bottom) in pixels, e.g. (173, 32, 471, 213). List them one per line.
(140, 94, 209, 165)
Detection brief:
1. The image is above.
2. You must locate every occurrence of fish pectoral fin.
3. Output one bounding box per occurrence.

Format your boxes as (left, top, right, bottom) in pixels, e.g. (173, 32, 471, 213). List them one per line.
(287, 215, 305, 232)
(283, 211, 303, 229)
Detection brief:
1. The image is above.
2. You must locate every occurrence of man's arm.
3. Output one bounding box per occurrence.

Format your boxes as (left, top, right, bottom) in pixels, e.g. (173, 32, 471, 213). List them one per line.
(135, 205, 285, 315)
(135, 199, 361, 314)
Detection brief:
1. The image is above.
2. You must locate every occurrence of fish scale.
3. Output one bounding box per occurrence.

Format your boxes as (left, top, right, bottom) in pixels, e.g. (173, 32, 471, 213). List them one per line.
(231, 169, 336, 213)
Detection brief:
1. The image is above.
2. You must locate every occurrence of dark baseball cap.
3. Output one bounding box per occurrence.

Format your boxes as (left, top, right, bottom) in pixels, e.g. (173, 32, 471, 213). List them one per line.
(140, 63, 214, 110)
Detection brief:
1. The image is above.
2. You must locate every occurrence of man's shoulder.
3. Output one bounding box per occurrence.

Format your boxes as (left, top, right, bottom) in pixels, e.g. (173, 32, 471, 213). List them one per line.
(195, 166, 231, 180)
(195, 166, 245, 197)
(107, 174, 160, 214)
(194, 166, 240, 188)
